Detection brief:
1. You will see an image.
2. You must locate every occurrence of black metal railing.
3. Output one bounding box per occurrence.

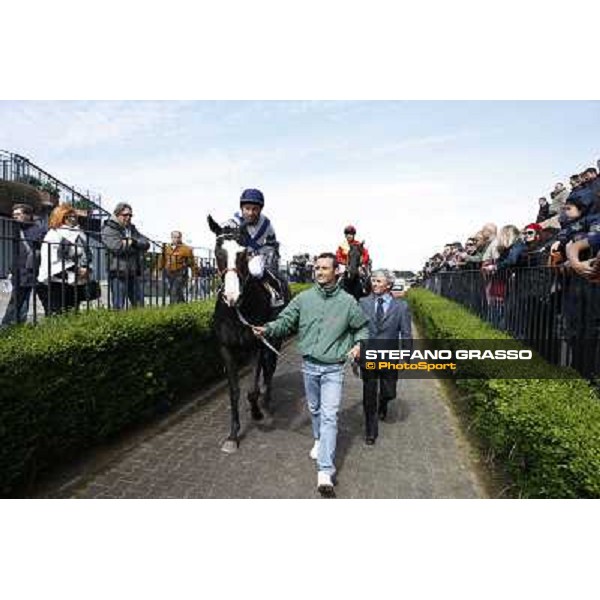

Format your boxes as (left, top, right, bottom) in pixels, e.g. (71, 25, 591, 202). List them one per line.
(425, 268, 600, 379)
(0, 150, 107, 217)
(0, 226, 221, 326)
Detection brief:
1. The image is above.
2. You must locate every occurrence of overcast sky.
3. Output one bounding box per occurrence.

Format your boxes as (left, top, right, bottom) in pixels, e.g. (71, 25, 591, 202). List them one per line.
(2, 100, 599, 270)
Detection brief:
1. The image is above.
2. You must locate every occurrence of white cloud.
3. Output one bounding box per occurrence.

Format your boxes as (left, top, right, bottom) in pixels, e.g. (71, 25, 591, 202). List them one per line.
(0, 101, 190, 153)
(40, 139, 542, 271)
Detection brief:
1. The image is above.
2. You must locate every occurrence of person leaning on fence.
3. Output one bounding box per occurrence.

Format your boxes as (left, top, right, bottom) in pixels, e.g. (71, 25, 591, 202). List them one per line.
(566, 232, 600, 282)
(37, 203, 94, 316)
(157, 231, 199, 304)
(548, 195, 600, 266)
(1, 203, 47, 327)
(358, 269, 412, 445)
(101, 202, 150, 310)
(251, 252, 369, 496)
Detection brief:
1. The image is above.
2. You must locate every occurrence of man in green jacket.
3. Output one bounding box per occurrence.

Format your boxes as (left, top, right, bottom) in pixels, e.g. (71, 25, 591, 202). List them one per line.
(252, 252, 369, 495)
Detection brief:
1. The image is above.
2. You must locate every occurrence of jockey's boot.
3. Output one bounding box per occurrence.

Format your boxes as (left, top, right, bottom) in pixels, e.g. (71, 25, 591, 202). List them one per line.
(263, 271, 285, 308)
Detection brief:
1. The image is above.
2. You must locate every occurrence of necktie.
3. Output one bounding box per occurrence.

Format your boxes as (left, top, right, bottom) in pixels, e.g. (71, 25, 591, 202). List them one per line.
(376, 297, 384, 329)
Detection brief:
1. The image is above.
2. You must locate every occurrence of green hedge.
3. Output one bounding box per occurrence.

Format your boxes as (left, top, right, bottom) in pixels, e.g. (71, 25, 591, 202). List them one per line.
(407, 287, 600, 498)
(0, 282, 311, 496)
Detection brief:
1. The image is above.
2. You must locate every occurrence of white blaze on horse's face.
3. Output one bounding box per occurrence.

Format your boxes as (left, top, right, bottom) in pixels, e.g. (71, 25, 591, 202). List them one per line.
(222, 239, 245, 306)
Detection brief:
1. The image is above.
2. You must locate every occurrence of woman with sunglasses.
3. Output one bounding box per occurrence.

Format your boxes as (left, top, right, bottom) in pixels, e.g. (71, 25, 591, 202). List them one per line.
(37, 203, 94, 316)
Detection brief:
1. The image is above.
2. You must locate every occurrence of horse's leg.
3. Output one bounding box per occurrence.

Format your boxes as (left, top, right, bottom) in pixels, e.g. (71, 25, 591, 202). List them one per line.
(220, 344, 241, 453)
(248, 352, 264, 421)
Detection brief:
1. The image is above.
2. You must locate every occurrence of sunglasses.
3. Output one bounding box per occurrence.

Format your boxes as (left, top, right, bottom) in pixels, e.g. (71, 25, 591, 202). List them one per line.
(120, 213, 133, 217)
(524, 230, 536, 236)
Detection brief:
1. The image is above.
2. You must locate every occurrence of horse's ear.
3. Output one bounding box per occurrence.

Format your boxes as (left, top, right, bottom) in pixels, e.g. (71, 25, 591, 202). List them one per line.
(207, 215, 222, 236)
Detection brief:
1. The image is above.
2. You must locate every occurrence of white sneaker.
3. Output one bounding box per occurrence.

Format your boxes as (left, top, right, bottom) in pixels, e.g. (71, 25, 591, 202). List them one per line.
(317, 471, 334, 495)
(309, 440, 319, 460)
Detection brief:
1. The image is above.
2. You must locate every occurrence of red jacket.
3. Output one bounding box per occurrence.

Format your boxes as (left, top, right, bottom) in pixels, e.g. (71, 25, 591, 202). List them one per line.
(336, 240, 370, 266)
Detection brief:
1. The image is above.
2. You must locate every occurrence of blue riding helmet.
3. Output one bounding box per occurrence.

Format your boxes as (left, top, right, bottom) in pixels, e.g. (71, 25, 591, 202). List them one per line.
(240, 188, 264, 207)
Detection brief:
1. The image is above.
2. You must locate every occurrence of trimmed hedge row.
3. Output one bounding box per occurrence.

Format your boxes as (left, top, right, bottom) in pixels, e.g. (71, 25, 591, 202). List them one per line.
(0, 283, 311, 496)
(407, 287, 600, 498)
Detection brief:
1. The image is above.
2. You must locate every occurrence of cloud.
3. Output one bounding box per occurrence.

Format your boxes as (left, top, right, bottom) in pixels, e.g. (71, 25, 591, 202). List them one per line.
(0, 101, 191, 153)
(0, 101, 567, 271)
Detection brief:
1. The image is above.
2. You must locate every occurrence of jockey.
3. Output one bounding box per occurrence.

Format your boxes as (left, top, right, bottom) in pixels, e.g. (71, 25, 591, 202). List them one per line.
(224, 188, 284, 306)
(336, 225, 370, 275)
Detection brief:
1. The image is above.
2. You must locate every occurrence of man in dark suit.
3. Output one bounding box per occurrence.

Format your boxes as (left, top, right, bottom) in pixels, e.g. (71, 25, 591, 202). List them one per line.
(358, 269, 413, 445)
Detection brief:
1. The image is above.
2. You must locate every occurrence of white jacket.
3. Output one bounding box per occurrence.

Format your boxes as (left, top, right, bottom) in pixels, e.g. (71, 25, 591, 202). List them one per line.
(38, 226, 92, 284)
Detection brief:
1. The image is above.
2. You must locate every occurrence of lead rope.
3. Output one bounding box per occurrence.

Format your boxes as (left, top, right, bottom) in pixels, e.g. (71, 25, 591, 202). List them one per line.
(234, 306, 282, 357)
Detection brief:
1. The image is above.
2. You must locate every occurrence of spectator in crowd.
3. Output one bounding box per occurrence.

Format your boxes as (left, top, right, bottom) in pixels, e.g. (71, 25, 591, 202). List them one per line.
(196, 259, 217, 299)
(421, 156, 600, 376)
(481, 225, 521, 327)
(565, 170, 598, 217)
(490, 225, 522, 271)
(480, 222, 499, 262)
(358, 269, 412, 445)
(566, 232, 600, 283)
(438, 242, 463, 271)
(515, 223, 547, 267)
(566, 232, 600, 281)
(157, 230, 198, 304)
(536, 197, 550, 223)
(37, 203, 94, 316)
(549, 182, 569, 217)
(580, 167, 600, 213)
(569, 173, 583, 192)
(1, 203, 46, 327)
(439, 243, 454, 271)
(101, 202, 150, 310)
(549, 195, 599, 265)
(456, 231, 487, 268)
(463, 237, 478, 256)
(251, 252, 369, 495)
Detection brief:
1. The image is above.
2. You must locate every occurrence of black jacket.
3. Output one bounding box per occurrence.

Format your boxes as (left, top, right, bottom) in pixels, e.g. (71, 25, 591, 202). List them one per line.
(9, 219, 47, 287)
(101, 217, 150, 275)
(536, 203, 550, 223)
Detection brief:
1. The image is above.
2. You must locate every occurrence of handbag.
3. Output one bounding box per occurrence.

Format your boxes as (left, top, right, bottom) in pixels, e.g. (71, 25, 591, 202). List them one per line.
(76, 280, 102, 301)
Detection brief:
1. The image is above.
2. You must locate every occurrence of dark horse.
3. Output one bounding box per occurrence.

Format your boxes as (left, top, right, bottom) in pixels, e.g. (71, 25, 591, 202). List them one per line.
(341, 242, 371, 301)
(207, 215, 290, 453)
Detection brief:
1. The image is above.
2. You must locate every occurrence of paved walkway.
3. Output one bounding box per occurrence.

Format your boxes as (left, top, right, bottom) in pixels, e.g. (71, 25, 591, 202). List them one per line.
(38, 336, 485, 499)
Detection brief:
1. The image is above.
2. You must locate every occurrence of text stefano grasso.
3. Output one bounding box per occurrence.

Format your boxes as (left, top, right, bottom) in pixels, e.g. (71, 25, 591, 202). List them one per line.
(363, 349, 533, 361)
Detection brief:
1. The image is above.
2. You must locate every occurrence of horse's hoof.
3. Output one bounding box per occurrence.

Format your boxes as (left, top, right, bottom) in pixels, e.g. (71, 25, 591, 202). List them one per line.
(247, 392, 260, 404)
(221, 439, 239, 454)
(251, 408, 264, 421)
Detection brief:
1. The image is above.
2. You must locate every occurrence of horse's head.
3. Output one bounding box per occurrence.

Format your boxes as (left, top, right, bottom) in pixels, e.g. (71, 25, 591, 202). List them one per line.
(208, 214, 250, 306)
(346, 242, 363, 279)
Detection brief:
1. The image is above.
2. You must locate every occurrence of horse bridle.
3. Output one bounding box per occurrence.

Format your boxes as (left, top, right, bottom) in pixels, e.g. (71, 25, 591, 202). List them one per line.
(215, 249, 281, 357)
(218, 266, 239, 277)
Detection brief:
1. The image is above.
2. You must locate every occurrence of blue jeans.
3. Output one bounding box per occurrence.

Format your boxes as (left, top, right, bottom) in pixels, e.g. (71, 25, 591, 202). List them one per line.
(109, 275, 144, 310)
(1, 286, 32, 326)
(301, 359, 345, 477)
